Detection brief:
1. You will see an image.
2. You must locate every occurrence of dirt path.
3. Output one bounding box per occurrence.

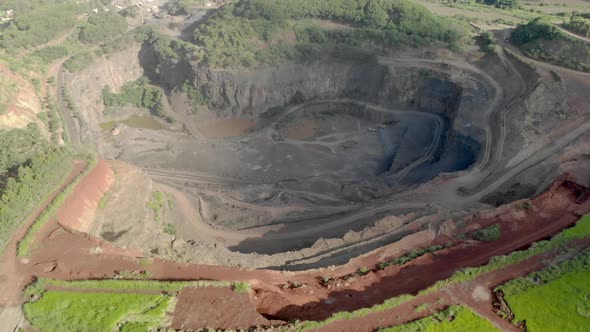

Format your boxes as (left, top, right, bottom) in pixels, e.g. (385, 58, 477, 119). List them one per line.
(56, 63, 81, 145)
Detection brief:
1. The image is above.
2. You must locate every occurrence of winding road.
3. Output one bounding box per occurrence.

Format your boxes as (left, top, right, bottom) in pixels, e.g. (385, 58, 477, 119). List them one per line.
(141, 40, 590, 260)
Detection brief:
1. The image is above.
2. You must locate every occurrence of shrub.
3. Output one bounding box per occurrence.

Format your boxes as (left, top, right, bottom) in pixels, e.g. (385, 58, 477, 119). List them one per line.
(163, 224, 176, 236)
(473, 224, 501, 242)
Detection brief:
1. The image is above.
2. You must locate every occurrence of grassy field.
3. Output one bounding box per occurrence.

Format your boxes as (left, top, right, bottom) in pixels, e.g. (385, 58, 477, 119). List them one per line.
(506, 271, 590, 331)
(24, 291, 168, 332)
(379, 306, 499, 332)
(23, 277, 252, 331)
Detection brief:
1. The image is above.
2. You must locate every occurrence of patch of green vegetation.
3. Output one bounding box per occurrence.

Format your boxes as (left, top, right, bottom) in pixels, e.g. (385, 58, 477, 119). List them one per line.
(0, 124, 73, 253)
(477, 0, 520, 9)
(512, 18, 590, 72)
(163, 224, 177, 236)
(563, 14, 590, 37)
(79, 12, 127, 44)
(0, 3, 79, 50)
(102, 77, 167, 118)
(473, 224, 501, 242)
(143, 296, 170, 317)
(28, 278, 235, 294)
(119, 321, 158, 332)
(98, 190, 112, 210)
(506, 271, 590, 331)
(36, 111, 50, 127)
(179, 81, 208, 112)
(24, 291, 166, 332)
(63, 51, 96, 72)
(146, 191, 172, 222)
(166, 0, 201, 15)
(414, 303, 429, 313)
(233, 282, 251, 293)
(31, 46, 70, 63)
(16, 158, 97, 257)
(135, 25, 199, 63)
(138, 258, 152, 268)
(379, 306, 499, 332)
(479, 31, 497, 53)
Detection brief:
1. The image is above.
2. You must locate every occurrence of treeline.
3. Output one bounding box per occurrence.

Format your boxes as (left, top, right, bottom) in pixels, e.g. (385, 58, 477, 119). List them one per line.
(0, 124, 72, 252)
(0, 3, 78, 50)
(512, 18, 590, 72)
(512, 18, 560, 45)
(102, 77, 166, 118)
(190, 0, 467, 68)
(563, 14, 590, 37)
(234, 0, 466, 44)
(476, 0, 520, 9)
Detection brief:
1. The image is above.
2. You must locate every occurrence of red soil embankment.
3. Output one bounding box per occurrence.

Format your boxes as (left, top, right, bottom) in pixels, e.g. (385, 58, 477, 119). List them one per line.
(56, 159, 114, 232)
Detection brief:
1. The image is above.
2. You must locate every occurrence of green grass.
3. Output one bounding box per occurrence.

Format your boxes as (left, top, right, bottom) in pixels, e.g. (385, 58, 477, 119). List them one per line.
(379, 306, 499, 332)
(119, 321, 159, 332)
(506, 271, 590, 331)
(30, 278, 236, 293)
(23, 278, 250, 331)
(233, 282, 251, 293)
(24, 291, 165, 332)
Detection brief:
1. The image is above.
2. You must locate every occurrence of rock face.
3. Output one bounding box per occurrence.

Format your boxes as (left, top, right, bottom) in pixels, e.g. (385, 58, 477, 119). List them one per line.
(146, 43, 463, 119)
(187, 61, 462, 119)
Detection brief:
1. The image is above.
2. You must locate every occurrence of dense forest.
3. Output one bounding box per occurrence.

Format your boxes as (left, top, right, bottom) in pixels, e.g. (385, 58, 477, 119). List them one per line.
(0, 124, 72, 252)
(184, 0, 468, 68)
(0, 3, 79, 50)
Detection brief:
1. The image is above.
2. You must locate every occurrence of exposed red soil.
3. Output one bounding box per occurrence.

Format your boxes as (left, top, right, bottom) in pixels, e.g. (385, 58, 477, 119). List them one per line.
(56, 159, 115, 232)
(171, 287, 279, 330)
(2, 166, 589, 331)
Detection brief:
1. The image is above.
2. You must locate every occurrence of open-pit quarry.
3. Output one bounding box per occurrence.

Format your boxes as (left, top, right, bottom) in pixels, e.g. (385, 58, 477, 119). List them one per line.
(89, 48, 586, 270)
